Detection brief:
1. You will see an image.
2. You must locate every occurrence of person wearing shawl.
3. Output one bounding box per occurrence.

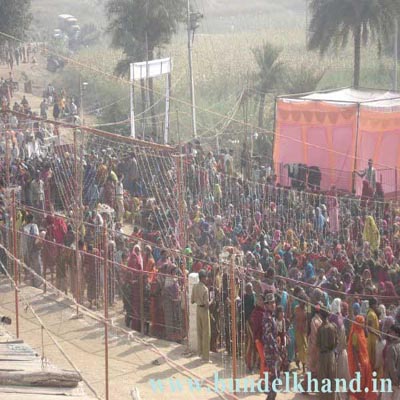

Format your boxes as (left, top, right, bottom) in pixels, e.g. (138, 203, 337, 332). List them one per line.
(276, 259, 287, 278)
(271, 229, 281, 250)
(327, 185, 340, 234)
(314, 207, 325, 235)
(366, 297, 381, 374)
(304, 262, 315, 282)
(383, 324, 400, 400)
(342, 272, 352, 293)
(128, 244, 143, 332)
(306, 303, 322, 381)
(249, 294, 265, 378)
(348, 315, 377, 400)
(316, 307, 337, 400)
(329, 299, 350, 398)
(363, 216, 380, 252)
(293, 297, 308, 373)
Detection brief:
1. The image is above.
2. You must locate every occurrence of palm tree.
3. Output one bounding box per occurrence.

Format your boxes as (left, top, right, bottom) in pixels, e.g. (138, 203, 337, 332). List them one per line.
(285, 65, 326, 94)
(308, 0, 400, 88)
(252, 42, 285, 128)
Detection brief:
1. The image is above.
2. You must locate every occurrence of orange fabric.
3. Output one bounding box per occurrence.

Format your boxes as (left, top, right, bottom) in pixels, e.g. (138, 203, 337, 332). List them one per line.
(360, 109, 400, 132)
(255, 339, 265, 379)
(301, 125, 308, 164)
(277, 100, 357, 126)
(347, 315, 377, 400)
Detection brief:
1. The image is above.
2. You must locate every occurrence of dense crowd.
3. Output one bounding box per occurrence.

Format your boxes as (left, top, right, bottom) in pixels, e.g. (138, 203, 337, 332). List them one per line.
(0, 83, 400, 400)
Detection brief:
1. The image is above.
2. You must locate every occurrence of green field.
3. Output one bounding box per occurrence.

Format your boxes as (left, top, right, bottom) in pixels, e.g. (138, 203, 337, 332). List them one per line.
(31, 0, 398, 145)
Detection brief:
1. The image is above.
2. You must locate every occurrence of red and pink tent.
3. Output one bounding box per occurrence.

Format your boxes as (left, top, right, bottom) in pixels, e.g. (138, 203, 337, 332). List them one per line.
(273, 88, 400, 197)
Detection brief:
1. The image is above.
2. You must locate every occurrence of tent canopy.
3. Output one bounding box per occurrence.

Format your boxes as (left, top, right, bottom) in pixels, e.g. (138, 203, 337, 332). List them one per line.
(274, 87, 400, 195)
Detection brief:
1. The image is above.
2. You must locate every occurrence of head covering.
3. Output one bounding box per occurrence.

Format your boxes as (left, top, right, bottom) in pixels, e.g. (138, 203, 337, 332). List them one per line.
(363, 216, 380, 252)
(378, 304, 387, 319)
(264, 292, 275, 304)
(329, 313, 343, 329)
(382, 316, 395, 334)
(198, 269, 207, 279)
(347, 315, 373, 397)
(330, 298, 342, 315)
(352, 302, 361, 316)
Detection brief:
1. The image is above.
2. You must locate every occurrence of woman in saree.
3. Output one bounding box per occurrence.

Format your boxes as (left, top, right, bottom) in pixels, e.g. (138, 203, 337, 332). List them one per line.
(347, 315, 377, 400)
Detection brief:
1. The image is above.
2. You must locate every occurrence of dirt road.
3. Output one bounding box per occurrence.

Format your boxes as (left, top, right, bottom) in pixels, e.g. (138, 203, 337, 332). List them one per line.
(0, 279, 310, 400)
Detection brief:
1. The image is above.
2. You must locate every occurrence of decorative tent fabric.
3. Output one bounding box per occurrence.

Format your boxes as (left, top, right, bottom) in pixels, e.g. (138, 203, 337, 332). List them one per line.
(273, 88, 400, 195)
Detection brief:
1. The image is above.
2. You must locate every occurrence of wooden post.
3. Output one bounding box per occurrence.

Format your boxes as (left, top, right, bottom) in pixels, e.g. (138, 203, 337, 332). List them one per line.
(103, 225, 109, 400)
(229, 254, 237, 387)
(139, 268, 144, 335)
(175, 154, 188, 341)
(73, 129, 82, 314)
(12, 190, 19, 338)
(5, 131, 10, 188)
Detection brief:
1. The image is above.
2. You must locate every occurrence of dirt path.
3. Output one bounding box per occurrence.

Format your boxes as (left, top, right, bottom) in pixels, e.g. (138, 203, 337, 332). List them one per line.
(0, 279, 310, 400)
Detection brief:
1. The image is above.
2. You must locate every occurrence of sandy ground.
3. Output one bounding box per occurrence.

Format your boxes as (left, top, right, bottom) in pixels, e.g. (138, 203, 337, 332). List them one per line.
(0, 57, 311, 400)
(0, 278, 312, 400)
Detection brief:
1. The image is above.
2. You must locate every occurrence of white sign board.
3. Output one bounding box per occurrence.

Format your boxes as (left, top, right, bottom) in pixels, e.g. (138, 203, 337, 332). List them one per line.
(131, 58, 171, 81)
(130, 58, 172, 143)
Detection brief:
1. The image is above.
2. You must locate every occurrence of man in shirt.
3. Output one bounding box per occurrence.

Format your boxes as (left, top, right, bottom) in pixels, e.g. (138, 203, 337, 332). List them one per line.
(357, 158, 376, 191)
(316, 307, 337, 400)
(386, 324, 400, 399)
(115, 174, 124, 224)
(191, 269, 211, 363)
(262, 292, 280, 400)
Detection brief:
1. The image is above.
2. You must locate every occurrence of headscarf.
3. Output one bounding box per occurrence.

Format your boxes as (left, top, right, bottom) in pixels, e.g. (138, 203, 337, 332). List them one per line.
(329, 313, 343, 329)
(382, 316, 395, 334)
(347, 315, 373, 398)
(352, 302, 361, 317)
(363, 216, 380, 252)
(362, 269, 372, 281)
(378, 304, 386, 320)
(305, 262, 315, 281)
(330, 298, 342, 315)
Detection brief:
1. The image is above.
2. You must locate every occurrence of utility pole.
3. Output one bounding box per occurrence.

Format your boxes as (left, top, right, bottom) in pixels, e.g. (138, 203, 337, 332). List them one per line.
(79, 76, 88, 125)
(187, 2, 202, 138)
(394, 18, 398, 91)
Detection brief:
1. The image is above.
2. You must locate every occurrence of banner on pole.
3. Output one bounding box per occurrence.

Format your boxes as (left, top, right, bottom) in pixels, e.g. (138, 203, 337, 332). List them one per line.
(131, 58, 172, 81)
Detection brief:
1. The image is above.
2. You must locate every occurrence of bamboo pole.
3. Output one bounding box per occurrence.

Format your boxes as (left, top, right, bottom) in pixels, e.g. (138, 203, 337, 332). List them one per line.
(175, 155, 188, 342)
(12, 189, 19, 338)
(103, 225, 110, 400)
(229, 254, 237, 387)
(73, 130, 81, 314)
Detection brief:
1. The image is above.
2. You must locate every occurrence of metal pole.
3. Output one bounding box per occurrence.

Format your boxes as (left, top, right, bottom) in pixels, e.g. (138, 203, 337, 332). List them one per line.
(187, 1, 197, 138)
(176, 154, 189, 342)
(144, 31, 149, 141)
(12, 189, 19, 338)
(164, 73, 171, 144)
(229, 253, 237, 387)
(80, 76, 84, 125)
(394, 18, 398, 91)
(73, 130, 81, 313)
(5, 131, 9, 188)
(103, 225, 110, 400)
(130, 63, 136, 138)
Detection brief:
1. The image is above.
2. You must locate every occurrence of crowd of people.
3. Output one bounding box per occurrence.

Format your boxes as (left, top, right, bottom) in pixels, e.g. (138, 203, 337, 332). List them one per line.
(0, 83, 400, 400)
